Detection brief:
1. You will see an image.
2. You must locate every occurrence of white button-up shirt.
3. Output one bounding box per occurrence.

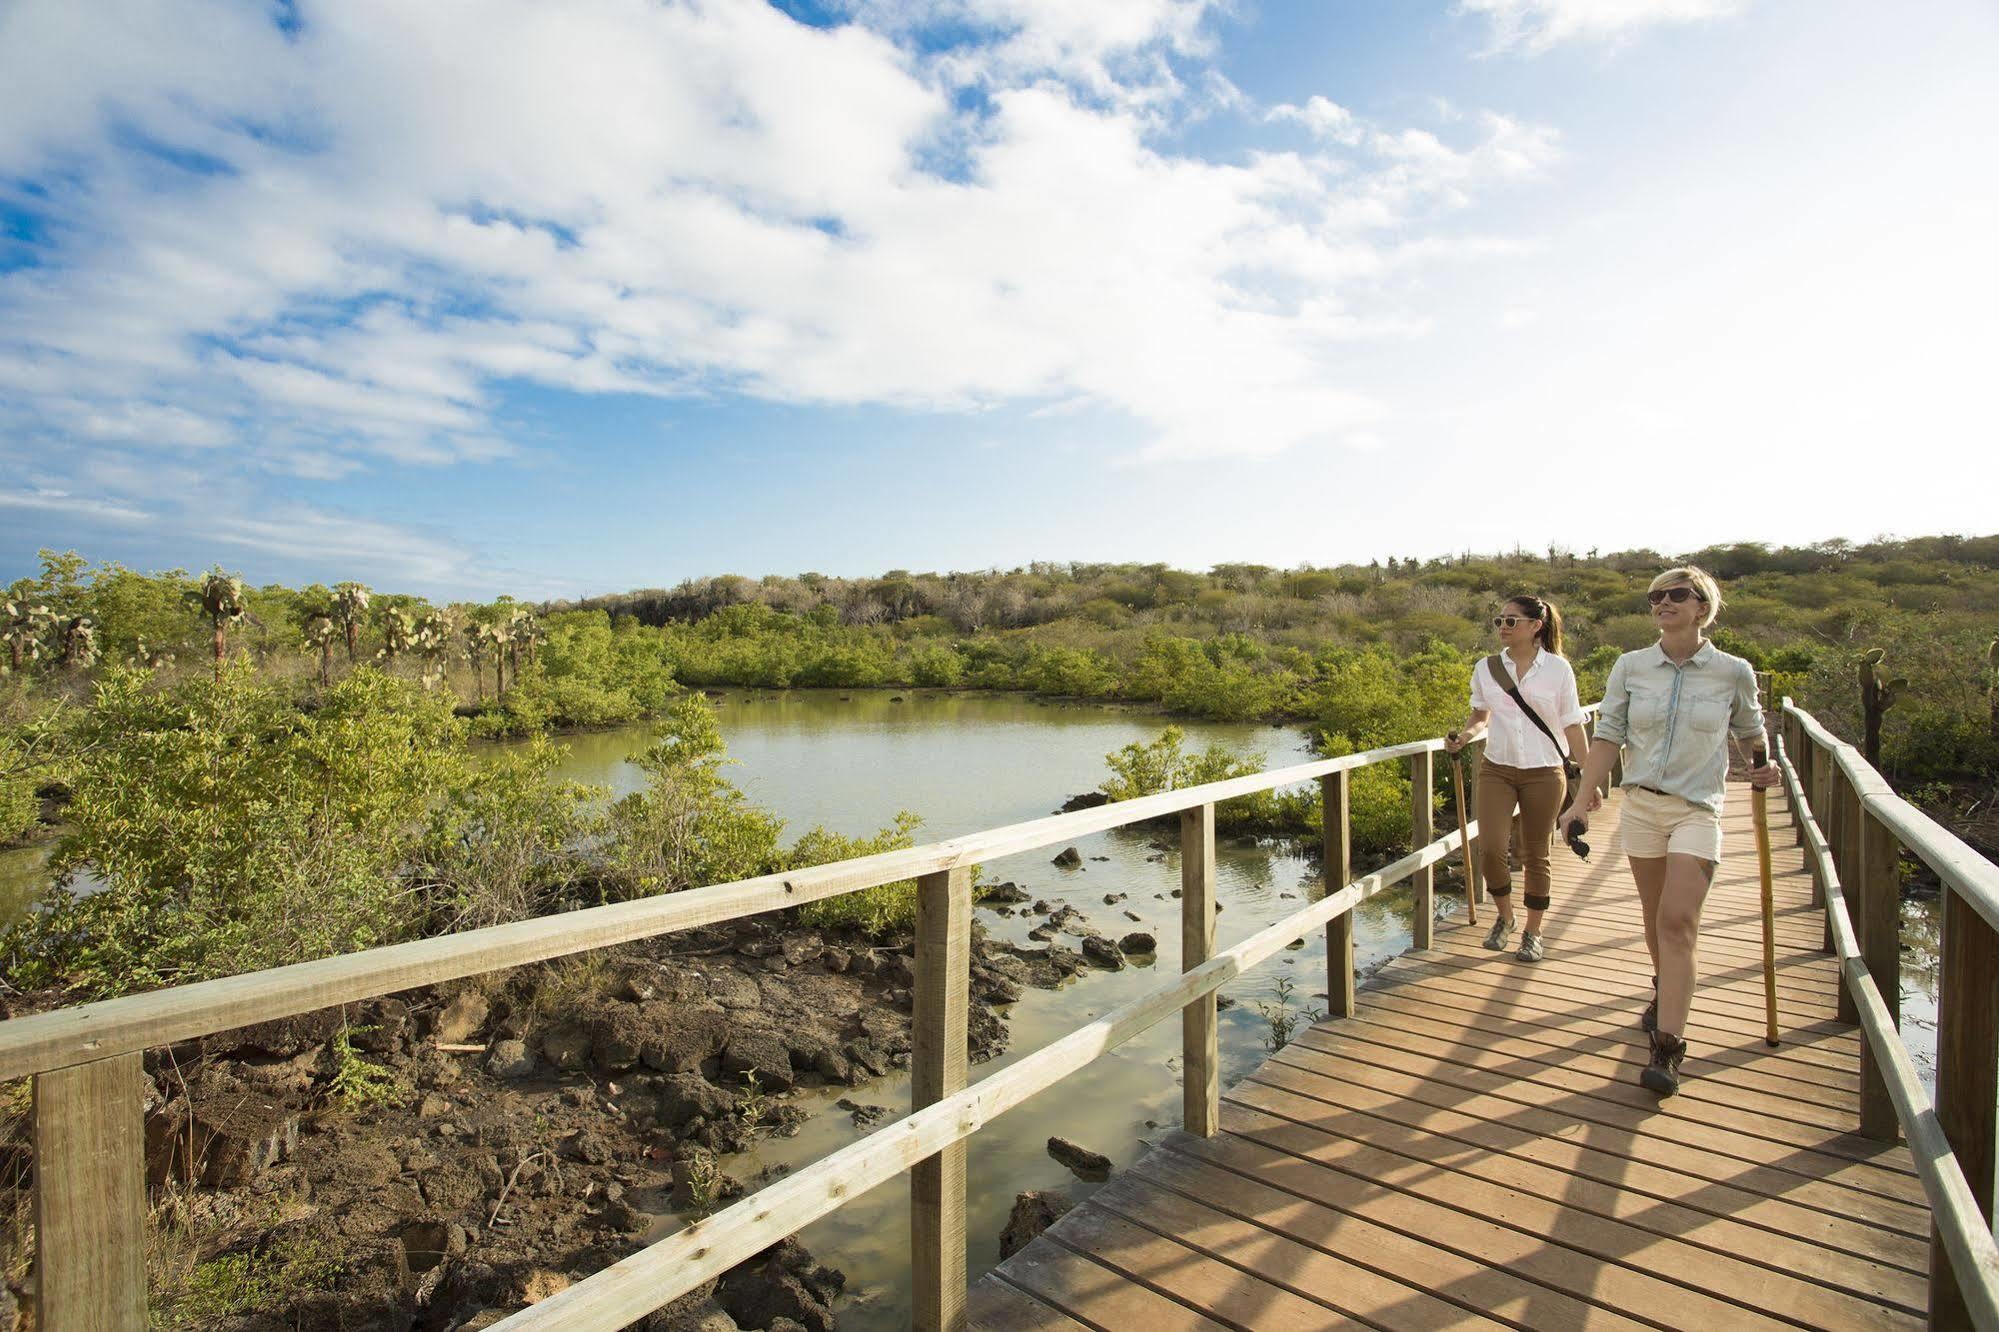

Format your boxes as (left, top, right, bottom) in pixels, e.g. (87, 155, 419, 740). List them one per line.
(1469, 648, 1586, 770)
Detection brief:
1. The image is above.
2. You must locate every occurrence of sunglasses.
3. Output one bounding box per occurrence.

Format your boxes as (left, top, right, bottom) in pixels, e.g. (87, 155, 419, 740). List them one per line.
(1647, 586, 1703, 605)
(1491, 615, 1538, 628)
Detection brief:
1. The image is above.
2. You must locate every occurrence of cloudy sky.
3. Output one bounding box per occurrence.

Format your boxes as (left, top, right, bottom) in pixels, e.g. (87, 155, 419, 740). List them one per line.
(2, 0, 1994, 597)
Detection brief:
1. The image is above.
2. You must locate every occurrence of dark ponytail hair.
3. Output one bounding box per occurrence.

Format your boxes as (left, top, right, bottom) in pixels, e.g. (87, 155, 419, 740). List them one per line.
(1506, 594, 1563, 655)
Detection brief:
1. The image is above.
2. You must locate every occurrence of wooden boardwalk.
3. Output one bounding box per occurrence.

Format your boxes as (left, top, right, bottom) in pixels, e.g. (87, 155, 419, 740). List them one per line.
(972, 782, 1930, 1330)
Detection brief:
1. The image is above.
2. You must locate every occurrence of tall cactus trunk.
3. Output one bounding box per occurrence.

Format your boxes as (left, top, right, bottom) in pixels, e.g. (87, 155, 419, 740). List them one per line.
(344, 622, 359, 662)
(213, 620, 227, 682)
(319, 641, 332, 687)
(1857, 650, 1906, 770)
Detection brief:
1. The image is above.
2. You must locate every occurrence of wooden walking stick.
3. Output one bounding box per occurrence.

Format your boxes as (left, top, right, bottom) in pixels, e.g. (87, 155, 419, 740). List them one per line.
(1752, 742, 1779, 1047)
(1446, 734, 1480, 925)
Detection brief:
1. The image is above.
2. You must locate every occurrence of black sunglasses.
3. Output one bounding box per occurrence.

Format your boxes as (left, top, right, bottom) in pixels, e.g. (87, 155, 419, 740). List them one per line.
(1647, 586, 1703, 605)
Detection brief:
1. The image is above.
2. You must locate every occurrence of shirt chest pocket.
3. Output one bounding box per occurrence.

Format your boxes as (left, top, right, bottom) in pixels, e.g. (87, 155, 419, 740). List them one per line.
(1682, 687, 1734, 735)
(1629, 679, 1673, 729)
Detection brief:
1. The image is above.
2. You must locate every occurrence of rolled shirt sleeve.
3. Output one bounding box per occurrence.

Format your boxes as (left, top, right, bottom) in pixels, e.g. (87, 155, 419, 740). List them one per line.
(1593, 654, 1631, 747)
(1468, 658, 1492, 711)
(1729, 659, 1766, 739)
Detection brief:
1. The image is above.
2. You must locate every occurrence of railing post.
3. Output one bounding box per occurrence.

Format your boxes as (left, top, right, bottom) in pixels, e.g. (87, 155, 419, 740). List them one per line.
(1321, 772, 1354, 1019)
(1799, 716, 1815, 852)
(912, 866, 971, 1332)
(1929, 884, 1999, 1329)
(1180, 803, 1219, 1137)
(33, 1053, 148, 1330)
(1857, 807, 1901, 1140)
(1836, 770, 1865, 1024)
(1409, 750, 1434, 951)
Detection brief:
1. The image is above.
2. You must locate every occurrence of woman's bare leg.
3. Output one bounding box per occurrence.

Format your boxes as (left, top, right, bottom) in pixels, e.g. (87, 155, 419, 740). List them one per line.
(1628, 855, 1667, 977)
(1653, 853, 1716, 1037)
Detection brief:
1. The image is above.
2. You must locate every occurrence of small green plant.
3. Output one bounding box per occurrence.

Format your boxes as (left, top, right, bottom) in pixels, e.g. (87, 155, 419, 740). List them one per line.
(736, 1068, 767, 1128)
(680, 1148, 721, 1214)
(1255, 975, 1323, 1052)
(328, 1026, 405, 1111)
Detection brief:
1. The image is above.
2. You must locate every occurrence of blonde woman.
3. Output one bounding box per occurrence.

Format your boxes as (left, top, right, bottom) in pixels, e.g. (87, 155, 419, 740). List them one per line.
(1445, 595, 1589, 964)
(1561, 566, 1776, 1095)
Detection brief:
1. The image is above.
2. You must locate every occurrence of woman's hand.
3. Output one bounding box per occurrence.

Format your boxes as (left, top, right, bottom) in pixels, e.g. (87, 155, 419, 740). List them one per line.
(1559, 789, 1603, 833)
(1747, 764, 1781, 789)
(1445, 731, 1466, 754)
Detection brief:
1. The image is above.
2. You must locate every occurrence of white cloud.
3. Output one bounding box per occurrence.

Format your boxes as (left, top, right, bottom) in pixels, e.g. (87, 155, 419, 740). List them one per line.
(1268, 95, 1364, 146)
(1459, 0, 1743, 53)
(0, 0, 1563, 578)
(0, 488, 149, 523)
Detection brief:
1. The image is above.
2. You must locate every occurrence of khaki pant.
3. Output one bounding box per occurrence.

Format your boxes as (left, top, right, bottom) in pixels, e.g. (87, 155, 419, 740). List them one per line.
(1477, 761, 1567, 911)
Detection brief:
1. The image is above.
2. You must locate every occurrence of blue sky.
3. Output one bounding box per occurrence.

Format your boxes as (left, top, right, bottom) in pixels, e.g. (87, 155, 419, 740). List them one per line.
(2, 0, 1995, 598)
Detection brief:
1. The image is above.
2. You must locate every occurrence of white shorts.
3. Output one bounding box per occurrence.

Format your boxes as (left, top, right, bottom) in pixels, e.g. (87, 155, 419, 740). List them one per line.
(1618, 787, 1723, 861)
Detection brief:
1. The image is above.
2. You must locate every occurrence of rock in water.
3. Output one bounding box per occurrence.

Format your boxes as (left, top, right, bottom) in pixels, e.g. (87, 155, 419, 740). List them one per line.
(1078, 935, 1125, 970)
(717, 1237, 845, 1332)
(999, 1190, 1074, 1258)
(1051, 846, 1083, 868)
(1046, 1136, 1113, 1180)
(1118, 932, 1157, 955)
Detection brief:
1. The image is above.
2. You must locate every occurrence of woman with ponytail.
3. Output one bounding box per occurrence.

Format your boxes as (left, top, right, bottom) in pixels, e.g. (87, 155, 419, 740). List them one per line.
(1445, 595, 1590, 963)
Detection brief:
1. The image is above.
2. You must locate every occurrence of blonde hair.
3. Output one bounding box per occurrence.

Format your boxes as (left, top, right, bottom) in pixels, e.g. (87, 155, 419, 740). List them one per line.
(1649, 565, 1724, 628)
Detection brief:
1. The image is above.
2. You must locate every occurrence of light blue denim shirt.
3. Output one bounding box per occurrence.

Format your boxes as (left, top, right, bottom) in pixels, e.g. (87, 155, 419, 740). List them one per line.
(1591, 641, 1765, 813)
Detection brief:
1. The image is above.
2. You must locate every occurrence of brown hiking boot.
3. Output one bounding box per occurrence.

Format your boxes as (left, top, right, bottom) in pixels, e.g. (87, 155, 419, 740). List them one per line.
(1641, 1031, 1686, 1095)
(1641, 976, 1657, 1034)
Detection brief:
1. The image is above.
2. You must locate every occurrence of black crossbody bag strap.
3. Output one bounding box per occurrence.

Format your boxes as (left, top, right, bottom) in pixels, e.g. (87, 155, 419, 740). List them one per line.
(1484, 653, 1580, 778)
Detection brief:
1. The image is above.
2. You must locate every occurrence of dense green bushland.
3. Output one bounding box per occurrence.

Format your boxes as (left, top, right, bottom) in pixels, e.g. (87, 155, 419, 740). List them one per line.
(3, 534, 1994, 994)
(0, 672, 925, 997)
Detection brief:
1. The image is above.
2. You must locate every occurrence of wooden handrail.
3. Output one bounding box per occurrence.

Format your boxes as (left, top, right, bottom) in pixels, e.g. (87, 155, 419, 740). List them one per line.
(1777, 705, 1999, 1330)
(491, 826, 1470, 1330)
(1784, 702, 1999, 934)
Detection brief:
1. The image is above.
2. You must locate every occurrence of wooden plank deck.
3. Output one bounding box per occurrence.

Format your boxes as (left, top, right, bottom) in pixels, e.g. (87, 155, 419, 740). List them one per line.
(973, 782, 1929, 1331)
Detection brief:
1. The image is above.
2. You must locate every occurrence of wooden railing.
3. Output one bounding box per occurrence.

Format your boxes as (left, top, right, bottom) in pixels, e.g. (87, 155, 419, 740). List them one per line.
(1777, 700, 1999, 1330)
(19, 697, 1996, 1330)
(1, 719, 1529, 1330)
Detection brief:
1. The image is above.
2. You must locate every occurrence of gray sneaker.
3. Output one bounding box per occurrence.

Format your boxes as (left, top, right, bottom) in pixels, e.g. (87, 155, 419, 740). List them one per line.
(1516, 931, 1545, 963)
(1481, 916, 1515, 950)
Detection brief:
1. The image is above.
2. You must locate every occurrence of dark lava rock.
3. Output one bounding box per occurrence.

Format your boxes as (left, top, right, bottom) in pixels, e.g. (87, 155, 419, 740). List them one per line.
(721, 1028, 794, 1093)
(640, 1003, 729, 1076)
(1051, 846, 1083, 868)
(540, 1022, 592, 1072)
(1026, 924, 1056, 942)
(717, 1237, 845, 1332)
(658, 1073, 735, 1129)
(1047, 1137, 1113, 1181)
(1057, 791, 1113, 813)
(999, 1190, 1074, 1259)
(432, 991, 490, 1044)
(1078, 936, 1125, 970)
(835, 1099, 891, 1129)
(980, 881, 1032, 904)
(1118, 932, 1157, 955)
(486, 1038, 536, 1080)
(147, 1087, 299, 1188)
